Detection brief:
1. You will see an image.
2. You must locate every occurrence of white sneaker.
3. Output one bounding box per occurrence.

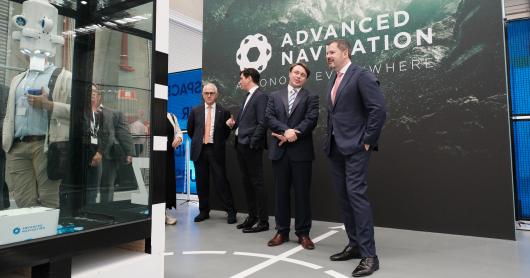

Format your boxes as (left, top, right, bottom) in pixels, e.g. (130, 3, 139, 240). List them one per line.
(165, 212, 177, 225)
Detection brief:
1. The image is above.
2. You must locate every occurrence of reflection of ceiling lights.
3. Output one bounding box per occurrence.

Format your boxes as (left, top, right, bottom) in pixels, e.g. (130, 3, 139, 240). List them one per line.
(81, 1, 87, 5)
(62, 13, 152, 37)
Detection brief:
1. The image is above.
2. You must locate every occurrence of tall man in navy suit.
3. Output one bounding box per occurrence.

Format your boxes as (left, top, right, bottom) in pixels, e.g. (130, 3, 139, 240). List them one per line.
(324, 39, 387, 277)
(264, 63, 319, 250)
(226, 68, 269, 233)
(188, 83, 237, 224)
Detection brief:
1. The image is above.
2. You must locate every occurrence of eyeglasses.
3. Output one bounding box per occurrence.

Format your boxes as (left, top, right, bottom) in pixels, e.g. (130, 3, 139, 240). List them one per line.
(203, 92, 216, 96)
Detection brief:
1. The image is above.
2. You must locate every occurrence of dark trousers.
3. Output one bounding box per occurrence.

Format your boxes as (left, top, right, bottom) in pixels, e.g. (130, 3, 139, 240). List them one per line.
(85, 144, 102, 205)
(100, 159, 119, 203)
(193, 144, 236, 214)
(329, 138, 376, 257)
(272, 152, 312, 236)
(236, 143, 268, 223)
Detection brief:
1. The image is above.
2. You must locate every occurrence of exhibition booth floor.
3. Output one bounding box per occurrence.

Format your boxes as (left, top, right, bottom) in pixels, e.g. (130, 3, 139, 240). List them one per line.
(166, 201, 530, 278)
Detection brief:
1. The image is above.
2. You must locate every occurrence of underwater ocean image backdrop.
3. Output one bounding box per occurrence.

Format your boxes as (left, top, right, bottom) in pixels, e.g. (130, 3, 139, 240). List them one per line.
(203, 0, 515, 239)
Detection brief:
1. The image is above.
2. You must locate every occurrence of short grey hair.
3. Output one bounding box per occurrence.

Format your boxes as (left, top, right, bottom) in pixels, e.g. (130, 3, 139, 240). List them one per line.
(203, 82, 218, 93)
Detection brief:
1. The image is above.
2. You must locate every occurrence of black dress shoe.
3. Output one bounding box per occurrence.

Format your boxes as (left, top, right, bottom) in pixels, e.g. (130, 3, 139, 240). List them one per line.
(227, 212, 237, 224)
(242, 222, 269, 233)
(194, 212, 210, 222)
(330, 246, 361, 261)
(352, 256, 379, 277)
(236, 216, 257, 229)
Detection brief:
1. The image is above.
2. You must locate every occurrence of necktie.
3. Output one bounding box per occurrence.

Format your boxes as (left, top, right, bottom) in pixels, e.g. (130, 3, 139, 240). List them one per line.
(331, 72, 344, 106)
(203, 105, 212, 144)
(288, 89, 297, 114)
(236, 93, 250, 136)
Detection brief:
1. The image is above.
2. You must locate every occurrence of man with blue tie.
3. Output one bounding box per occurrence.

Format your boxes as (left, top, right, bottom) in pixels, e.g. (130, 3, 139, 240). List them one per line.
(324, 39, 387, 277)
(264, 63, 319, 250)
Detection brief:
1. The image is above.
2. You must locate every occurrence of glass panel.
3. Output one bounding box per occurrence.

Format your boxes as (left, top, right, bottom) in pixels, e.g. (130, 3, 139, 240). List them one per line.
(98, 2, 153, 34)
(50, 0, 77, 11)
(0, 0, 152, 246)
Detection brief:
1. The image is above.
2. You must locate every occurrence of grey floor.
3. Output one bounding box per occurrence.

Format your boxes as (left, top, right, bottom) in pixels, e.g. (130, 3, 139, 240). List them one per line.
(165, 201, 530, 278)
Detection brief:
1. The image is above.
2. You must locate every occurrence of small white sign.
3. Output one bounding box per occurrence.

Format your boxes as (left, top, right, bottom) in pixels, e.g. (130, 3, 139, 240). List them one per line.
(0, 207, 59, 245)
(153, 136, 168, 151)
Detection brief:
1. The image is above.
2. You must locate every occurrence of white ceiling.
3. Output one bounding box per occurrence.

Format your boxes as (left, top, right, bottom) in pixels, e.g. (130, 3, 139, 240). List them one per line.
(169, 0, 203, 22)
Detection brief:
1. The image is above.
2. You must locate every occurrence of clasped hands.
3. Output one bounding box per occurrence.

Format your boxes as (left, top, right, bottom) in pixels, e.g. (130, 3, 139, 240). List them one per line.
(271, 129, 300, 146)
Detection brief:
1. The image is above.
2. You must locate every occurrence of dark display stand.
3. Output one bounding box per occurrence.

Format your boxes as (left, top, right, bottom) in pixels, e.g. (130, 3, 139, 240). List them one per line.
(0, 0, 166, 276)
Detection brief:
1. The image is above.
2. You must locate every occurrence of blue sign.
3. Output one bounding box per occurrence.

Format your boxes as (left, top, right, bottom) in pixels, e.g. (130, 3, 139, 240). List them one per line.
(169, 69, 202, 195)
(168, 69, 203, 130)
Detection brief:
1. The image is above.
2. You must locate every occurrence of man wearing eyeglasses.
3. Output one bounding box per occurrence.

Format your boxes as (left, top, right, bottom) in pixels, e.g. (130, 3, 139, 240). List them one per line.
(187, 83, 237, 224)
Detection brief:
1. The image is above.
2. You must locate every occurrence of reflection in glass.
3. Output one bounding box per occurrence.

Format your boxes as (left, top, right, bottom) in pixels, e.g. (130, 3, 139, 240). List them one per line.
(0, 0, 153, 246)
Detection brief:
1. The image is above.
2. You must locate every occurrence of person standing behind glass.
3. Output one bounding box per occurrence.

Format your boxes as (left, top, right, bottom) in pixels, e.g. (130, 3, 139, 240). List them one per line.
(96, 86, 135, 203)
(2, 65, 71, 209)
(166, 112, 182, 225)
(84, 84, 104, 204)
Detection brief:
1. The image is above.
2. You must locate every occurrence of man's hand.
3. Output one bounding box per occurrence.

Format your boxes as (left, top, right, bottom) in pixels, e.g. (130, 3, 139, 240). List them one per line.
(172, 136, 183, 149)
(226, 115, 236, 129)
(126, 155, 133, 164)
(90, 152, 102, 167)
(27, 87, 53, 111)
(271, 132, 287, 146)
(364, 144, 370, 151)
(284, 129, 298, 142)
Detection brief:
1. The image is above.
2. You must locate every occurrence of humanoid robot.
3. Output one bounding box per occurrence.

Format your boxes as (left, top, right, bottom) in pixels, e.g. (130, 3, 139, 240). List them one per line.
(2, 0, 71, 208)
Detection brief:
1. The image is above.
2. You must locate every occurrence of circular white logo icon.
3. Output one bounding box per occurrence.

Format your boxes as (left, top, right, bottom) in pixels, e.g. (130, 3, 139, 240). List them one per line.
(236, 33, 272, 73)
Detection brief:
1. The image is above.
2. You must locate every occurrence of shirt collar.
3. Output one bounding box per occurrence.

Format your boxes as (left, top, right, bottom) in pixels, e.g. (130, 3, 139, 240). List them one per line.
(248, 85, 259, 94)
(339, 61, 352, 75)
(205, 102, 216, 109)
(287, 85, 301, 93)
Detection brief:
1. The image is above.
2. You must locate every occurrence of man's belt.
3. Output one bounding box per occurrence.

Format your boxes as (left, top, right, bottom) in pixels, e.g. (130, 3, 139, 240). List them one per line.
(14, 135, 45, 143)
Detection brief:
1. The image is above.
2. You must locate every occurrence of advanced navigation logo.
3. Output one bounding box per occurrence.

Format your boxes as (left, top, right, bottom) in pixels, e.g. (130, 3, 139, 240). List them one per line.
(236, 33, 272, 73)
(13, 227, 21, 235)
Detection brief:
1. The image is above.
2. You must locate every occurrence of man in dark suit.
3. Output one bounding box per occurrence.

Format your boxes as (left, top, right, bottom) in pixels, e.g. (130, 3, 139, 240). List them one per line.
(324, 39, 386, 277)
(188, 83, 237, 224)
(264, 63, 319, 250)
(226, 68, 269, 233)
(96, 86, 135, 203)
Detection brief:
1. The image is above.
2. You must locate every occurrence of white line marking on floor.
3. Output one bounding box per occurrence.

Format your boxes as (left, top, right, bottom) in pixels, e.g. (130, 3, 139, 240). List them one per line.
(234, 252, 322, 269)
(182, 251, 227, 255)
(329, 225, 346, 230)
(230, 230, 339, 278)
(233, 252, 275, 259)
(281, 258, 322, 269)
(164, 252, 174, 256)
(324, 270, 349, 278)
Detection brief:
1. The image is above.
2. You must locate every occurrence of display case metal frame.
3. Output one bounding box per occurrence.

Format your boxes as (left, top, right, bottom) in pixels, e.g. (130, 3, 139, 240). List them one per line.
(0, 0, 166, 276)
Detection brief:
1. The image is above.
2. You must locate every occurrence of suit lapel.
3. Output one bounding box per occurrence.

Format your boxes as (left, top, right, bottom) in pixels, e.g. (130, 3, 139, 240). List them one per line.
(332, 65, 357, 111)
(327, 74, 335, 111)
(198, 105, 205, 138)
(239, 89, 259, 120)
(280, 87, 289, 116)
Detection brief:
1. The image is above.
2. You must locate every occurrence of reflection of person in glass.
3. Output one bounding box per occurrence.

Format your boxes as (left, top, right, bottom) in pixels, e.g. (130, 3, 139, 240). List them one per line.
(2, 0, 70, 208)
(129, 110, 148, 157)
(96, 87, 135, 203)
(84, 85, 104, 204)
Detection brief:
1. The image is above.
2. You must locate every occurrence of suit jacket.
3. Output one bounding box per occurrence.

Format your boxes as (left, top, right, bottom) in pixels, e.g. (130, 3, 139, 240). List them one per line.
(99, 106, 135, 160)
(324, 65, 387, 156)
(187, 103, 231, 162)
(2, 68, 72, 153)
(266, 87, 319, 161)
(235, 88, 268, 149)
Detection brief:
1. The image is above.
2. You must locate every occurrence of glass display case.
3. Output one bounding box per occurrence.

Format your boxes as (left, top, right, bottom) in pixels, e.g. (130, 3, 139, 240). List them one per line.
(0, 0, 160, 275)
